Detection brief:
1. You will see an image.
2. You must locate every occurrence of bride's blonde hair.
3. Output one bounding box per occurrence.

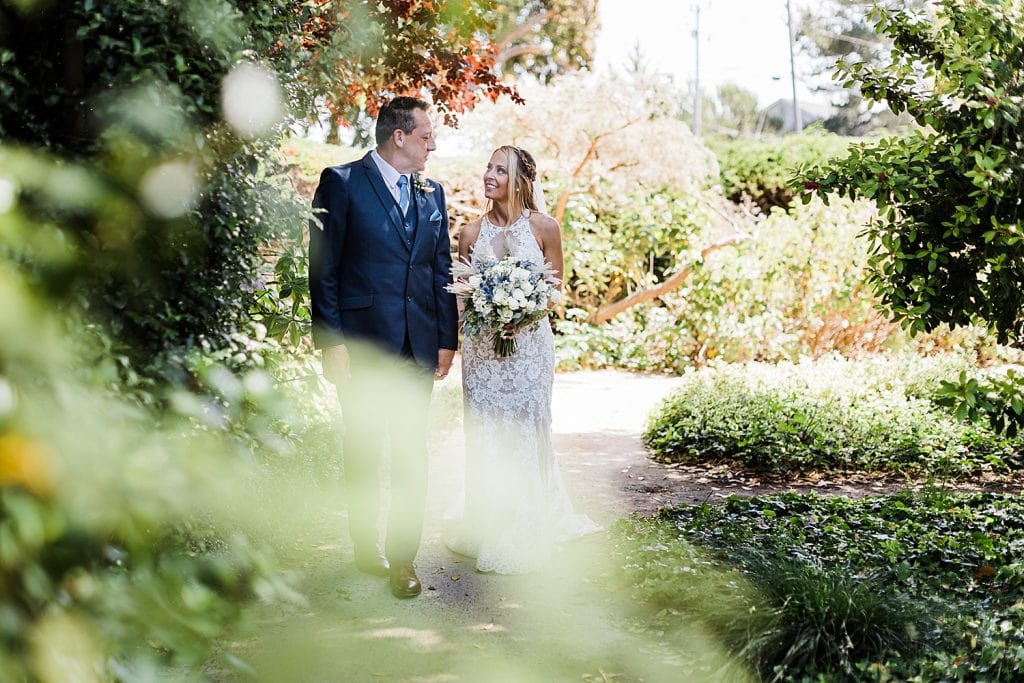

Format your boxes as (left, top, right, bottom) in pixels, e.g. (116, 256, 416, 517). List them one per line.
(487, 145, 539, 219)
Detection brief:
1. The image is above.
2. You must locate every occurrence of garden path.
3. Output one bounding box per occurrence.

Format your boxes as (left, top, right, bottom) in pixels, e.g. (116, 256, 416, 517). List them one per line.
(235, 368, 717, 681)
(234, 367, 1019, 681)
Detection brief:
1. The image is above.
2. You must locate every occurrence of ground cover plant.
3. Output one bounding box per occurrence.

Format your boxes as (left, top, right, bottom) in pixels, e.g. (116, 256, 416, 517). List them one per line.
(615, 491, 1024, 680)
(644, 354, 1023, 475)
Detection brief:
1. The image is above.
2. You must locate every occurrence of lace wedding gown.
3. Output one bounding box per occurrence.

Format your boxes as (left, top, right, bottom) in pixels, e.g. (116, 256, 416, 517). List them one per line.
(446, 211, 601, 574)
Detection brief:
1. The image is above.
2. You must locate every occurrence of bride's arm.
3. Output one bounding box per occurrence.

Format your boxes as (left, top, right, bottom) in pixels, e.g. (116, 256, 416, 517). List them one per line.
(457, 218, 481, 266)
(531, 213, 564, 290)
(454, 219, 483, 318)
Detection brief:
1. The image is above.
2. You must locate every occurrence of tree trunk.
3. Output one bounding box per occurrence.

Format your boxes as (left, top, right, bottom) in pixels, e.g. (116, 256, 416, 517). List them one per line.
(326, 117, 341, 145)
(63, 20, 86, 145)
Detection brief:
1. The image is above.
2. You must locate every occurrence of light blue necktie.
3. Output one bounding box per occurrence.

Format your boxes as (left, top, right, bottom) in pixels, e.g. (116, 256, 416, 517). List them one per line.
(397, 175, 410, 215)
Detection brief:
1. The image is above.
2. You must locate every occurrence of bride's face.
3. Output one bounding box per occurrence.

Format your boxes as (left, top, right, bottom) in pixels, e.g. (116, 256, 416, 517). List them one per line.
(483, 150, 510, 202)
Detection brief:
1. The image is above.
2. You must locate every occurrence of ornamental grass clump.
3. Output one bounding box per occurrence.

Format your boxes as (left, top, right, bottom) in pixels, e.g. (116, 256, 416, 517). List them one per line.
(735, 555, 929, 680)
(614, 509, 936, 681)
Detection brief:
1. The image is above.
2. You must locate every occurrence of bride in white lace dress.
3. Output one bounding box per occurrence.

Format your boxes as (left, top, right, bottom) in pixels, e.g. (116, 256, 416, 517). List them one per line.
(446, 145, 601, 574)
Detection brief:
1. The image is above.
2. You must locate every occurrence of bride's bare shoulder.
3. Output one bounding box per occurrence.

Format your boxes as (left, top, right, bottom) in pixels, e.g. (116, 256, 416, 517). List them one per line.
(458, 216, 484, 245)
(461, 216, 483, 233)
(528, 210, 560, 236)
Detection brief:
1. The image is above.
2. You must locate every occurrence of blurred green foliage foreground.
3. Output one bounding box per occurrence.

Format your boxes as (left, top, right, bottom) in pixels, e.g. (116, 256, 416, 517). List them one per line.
(0, 113, 336, 681)
(0, 246, 316, 679)
(0, 1, 343, 678)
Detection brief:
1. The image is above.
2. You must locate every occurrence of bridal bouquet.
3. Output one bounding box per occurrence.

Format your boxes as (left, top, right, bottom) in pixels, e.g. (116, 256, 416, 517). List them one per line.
(448, 255, 561, 357)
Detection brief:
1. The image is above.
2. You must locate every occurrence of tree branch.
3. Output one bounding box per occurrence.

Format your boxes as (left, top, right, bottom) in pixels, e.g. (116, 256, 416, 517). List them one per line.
(496, 10, 555, 49)
(498, 44, 549, 65)
(587, 233, 748, 325)
(553, 115, 643, 223)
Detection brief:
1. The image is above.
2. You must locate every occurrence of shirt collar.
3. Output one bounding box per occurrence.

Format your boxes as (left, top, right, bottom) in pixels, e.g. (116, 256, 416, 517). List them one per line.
(371, 149, 406, 192)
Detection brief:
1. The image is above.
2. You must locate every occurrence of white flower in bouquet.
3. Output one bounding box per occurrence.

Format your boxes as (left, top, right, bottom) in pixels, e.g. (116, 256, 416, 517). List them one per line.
(447, 255, 561, 357)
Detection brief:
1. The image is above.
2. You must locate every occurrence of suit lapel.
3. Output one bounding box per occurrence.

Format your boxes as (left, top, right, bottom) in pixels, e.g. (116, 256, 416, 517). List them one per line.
(360, 153, 411, 252)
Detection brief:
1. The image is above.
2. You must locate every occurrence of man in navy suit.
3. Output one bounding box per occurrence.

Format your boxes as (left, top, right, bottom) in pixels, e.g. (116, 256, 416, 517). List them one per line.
(308, 96, 459, 599)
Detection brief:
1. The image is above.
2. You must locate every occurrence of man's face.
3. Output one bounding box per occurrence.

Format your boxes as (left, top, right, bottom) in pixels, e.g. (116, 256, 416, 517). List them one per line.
(395, 109, 436, 173)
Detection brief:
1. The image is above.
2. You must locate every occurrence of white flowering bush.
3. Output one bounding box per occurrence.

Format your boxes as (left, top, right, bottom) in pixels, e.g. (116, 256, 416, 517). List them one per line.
(452, 72, 718, 197)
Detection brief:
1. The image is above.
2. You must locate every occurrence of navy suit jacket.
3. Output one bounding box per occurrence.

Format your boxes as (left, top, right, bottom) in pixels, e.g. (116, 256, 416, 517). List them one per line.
(308, 151, 459, 368)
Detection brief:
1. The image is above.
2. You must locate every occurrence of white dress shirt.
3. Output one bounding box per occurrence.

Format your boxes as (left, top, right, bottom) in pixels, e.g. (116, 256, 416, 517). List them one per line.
(371, 149, 408, 205)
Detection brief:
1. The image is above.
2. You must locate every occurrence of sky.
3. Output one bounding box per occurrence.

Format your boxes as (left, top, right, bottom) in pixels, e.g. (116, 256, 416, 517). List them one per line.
(594, 0, 823, 107)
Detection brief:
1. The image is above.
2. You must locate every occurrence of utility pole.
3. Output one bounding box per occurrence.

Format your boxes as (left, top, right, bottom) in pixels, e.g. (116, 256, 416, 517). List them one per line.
(692, 1, 702, 138)
(786, 0, 802, 132)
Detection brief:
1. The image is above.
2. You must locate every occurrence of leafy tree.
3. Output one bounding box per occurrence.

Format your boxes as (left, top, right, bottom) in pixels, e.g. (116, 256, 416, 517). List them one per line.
(800, 0, 1024, 342)
(711, 131, 852, 212)
(713, 83, 760, 136)
(623, 40, 651, 76)
(0, 0, 312, 379)
(308, 0, 520, 131)
(488, 0, 599, 80)
(798, 0, 887, 91)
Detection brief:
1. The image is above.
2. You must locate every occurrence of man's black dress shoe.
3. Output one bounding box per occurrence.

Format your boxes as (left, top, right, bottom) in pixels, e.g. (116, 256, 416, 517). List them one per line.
(354, 551, 390, 576)
(389, 563, 421, 599)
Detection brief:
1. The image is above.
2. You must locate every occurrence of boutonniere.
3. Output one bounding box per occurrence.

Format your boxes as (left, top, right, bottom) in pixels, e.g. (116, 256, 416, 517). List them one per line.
(413, 174, 435, 194)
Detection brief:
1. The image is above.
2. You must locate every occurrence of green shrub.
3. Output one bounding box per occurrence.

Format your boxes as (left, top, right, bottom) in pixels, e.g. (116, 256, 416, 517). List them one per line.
(0, 213, 338, 679)
(0, 271, 300, 679)
(616, 492, 1024, 680)
(554, 188, 1020, 375)
(934, 368, 1024, 437)
(643, 355, 1021, 474)
(557, 198, 904, 372)
(798, 0, 1024, 343)
(560, 186, 712, 312)
(708, 131, 852, 212)
(556, 306, 701, 373)
(0, 2, 310, 381)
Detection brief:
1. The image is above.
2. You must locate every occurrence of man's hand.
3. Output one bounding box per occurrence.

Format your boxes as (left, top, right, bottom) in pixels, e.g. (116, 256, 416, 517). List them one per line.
(322, 344, 350, 386)
(435, 348, 455, 380)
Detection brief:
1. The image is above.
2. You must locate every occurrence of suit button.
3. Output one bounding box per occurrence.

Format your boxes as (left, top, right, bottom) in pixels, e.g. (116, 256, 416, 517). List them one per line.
(407, 296, 412, 301)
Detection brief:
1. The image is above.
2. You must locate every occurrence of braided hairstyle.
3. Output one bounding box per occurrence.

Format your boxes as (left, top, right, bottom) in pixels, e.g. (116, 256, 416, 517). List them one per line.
(490, 145, 539, 220)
